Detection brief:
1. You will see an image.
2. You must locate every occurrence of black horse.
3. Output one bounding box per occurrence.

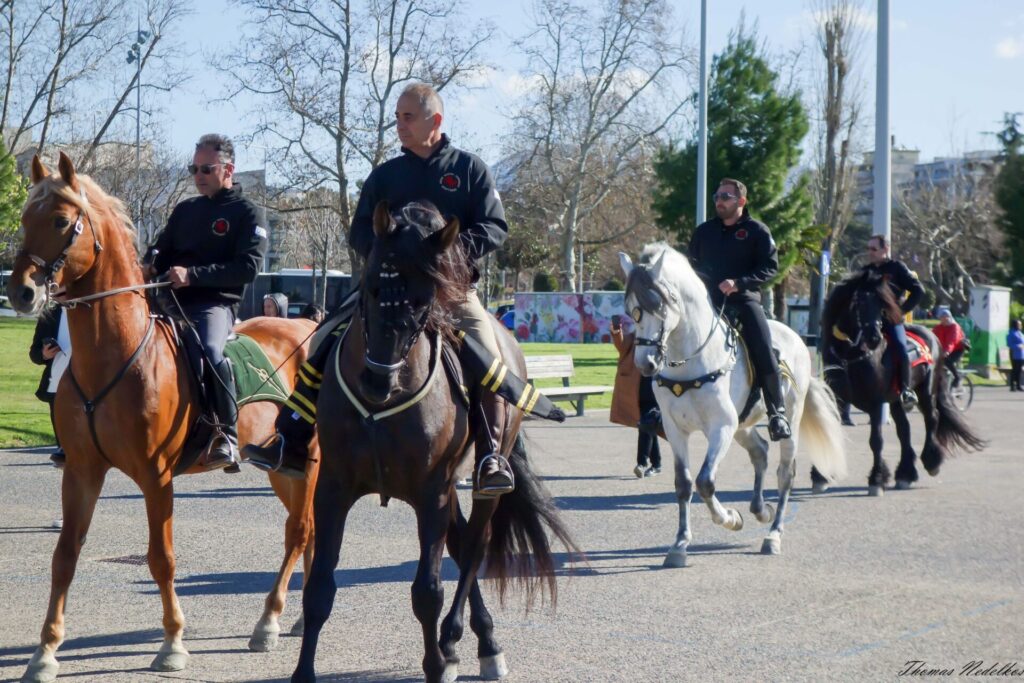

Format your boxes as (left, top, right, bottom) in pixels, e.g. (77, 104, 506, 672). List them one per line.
(293, 201, 576, 683)
(817, 271, 985, 495)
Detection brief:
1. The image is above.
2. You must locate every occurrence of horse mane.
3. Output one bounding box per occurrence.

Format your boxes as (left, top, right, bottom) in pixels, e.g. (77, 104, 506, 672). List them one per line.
(823, 269, 903, 339)
(29, 172, 136, 241)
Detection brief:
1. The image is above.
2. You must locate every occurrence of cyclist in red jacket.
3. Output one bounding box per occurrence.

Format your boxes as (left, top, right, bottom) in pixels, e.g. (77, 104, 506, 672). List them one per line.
(933, 307, 970, 388)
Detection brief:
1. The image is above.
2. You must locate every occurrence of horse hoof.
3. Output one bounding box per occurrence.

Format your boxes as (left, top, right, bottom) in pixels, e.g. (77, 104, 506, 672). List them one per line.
(812, 481, 830, 494)
(150, 640, 189, 672)
(290, 614, 304, 636)
(248, 626, 280, 652)
(926, 467, 940, 477)
(663, 549, 687, 568)
(440, 661, 459, 683)
(754, 503, 775, 525)
(868, 485, 884, 497)
(723, 509, 744, 531)
(480, 652, 509, 680)
(22, 647, 59, 683)
(761, 532, 782, 555)
(895, 480, 913, 491)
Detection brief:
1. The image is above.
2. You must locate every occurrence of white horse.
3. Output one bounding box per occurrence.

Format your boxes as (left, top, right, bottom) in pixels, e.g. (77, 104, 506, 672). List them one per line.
(620, 243, 846, 567)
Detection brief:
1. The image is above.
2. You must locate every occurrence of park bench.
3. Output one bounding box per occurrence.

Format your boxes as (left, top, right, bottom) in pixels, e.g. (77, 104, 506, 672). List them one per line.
(524, 354, 612, 417)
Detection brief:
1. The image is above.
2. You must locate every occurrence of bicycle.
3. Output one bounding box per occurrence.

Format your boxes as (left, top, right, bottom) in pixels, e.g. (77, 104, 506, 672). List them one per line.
(944, 364, 974, 412)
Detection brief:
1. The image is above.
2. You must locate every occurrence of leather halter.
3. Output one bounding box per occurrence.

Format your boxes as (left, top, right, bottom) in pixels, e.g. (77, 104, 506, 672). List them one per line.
(18, 187, 103, 298)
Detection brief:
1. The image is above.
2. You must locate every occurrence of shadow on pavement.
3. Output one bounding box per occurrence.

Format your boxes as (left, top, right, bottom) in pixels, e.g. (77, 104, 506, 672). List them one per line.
(101, 486, 277, 501)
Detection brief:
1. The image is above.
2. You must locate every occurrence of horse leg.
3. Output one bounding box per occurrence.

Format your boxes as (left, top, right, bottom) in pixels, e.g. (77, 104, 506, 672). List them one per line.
(289, 527, 315, 636)
(250, 477, 314, 652)
(763, 421, 798, 555)
(890, 401, 919, 490)
(292, 487, 354, 683)
(868, 403, 891, 496)
(734, 427, 774, 525)
(439, 496, 505, 681)
(695, 426, 744, 531)
(138, 478, 191, 673)
(411, 501, 452, 683)
(23, 461, 107, 683)
(661, 419, 693, 568)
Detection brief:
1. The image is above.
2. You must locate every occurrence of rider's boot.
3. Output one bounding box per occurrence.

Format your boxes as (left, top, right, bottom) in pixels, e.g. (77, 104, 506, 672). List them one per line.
(762, 369, 792, 442)
(241, 348, 328, 480)
(898, 349, 918, 410)
(200, 359, 240, 471)
(473, 392, 514, 498)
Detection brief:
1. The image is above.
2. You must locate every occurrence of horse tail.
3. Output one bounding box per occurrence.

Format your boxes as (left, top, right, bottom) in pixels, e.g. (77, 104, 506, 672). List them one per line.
(934, 365, 987, 454)
(485, 433, 579, 609)
(799, 377, 848, 482)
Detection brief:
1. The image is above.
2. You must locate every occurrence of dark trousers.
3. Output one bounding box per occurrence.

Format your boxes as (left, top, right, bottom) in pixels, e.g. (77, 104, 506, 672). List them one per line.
(1012, 359, 1023, 390)
(182, 303, 235, 366)
(943, 348, 965, 386)
(637, 378, 660, 468)
(727, 298, 785, 412)
(883, 321, 911, 391)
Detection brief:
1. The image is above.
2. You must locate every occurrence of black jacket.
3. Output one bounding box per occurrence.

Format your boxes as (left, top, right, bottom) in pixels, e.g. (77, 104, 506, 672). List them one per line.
(688, 211, 779, 305)
(30, 306, 60, 401)
(861, 259, 925, 314)
(349, 135, 508, 272)
(151, 185, 268, 306)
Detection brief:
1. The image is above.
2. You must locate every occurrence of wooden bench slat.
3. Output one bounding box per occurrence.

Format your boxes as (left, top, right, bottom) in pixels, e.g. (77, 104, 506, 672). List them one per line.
(523, 354, 610, 416)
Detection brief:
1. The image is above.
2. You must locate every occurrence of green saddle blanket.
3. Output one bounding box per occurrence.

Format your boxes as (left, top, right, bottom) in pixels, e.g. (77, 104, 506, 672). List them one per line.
(224, 333, 290, 406)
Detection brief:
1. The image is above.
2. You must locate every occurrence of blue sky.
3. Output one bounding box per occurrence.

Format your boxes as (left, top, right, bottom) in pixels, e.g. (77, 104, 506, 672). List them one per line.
(169, 0, 1024, 173)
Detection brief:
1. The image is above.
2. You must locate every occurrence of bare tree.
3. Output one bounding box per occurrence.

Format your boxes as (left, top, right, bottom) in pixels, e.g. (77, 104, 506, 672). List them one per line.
(807, 0, 866, 335)
(506, 0, 692, 291)
(894, 161, 1005, 314)
(221, 0, 492, 274)
(276, 188, 349, 306)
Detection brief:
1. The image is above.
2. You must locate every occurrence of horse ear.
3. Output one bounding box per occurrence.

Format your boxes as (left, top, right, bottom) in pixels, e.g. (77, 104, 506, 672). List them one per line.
(30, 155, 49, 184)
(650, 248, 666, 274)
(436, 216, 460, 251)
(57, 151, 78, 189)
(618, 252, 633, 278)
(373, 201, 393, 237)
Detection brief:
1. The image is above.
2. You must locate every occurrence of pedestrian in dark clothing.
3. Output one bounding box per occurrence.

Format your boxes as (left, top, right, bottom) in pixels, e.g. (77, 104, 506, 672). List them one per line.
(263, 292, 289, 318)
(688, 178, 791, 441)
(146, 133, 268, 470)
(861, 235, 925, 409)
(30, 305, 70, 465)
(299, 303, 325, 323)
(1008, 319, 1024, 392)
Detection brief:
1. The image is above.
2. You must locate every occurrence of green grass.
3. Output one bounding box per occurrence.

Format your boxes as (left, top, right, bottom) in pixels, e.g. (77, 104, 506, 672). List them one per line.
(0, 317, 55, 448)
(521, 342, 618, 410)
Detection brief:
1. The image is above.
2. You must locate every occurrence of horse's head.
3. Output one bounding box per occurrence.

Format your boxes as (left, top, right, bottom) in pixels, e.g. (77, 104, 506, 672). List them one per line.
(620, 249, 680, 377)
(358, 200, 469, 404)
(6, 153, 102, 315)
(827, 272, 901, 355)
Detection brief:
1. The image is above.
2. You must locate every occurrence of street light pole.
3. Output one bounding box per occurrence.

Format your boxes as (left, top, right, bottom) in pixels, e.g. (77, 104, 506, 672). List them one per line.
(126, 14, 150, 224)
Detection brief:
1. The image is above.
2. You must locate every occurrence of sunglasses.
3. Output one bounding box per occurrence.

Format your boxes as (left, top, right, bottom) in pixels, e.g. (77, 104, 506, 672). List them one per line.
(188, 163, 225, 175)
(712, 191, 739, 202)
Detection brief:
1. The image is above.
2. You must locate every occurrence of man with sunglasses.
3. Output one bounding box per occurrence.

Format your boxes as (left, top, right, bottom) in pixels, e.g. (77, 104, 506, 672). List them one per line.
(244, 83, 561, 494)
(862, 234, 924, 409)
(146, 133, 268, 470)
(688, 178, 791, 441)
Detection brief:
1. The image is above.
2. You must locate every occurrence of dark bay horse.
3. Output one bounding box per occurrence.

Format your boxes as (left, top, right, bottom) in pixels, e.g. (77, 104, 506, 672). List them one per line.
(820, 271, 985, 495)
(294, 201, 576, 683)
(7, 153, 321, 682)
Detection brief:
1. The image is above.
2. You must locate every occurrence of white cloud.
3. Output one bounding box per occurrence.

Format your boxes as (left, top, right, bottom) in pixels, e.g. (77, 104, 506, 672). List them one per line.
(995, 35, 1024, 59)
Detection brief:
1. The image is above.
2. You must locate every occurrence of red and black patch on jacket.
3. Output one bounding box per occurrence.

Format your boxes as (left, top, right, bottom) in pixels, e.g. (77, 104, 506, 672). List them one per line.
(211, 218, 230, 236)
(439, 172, 461, 192)
(734, 228, 748, 240)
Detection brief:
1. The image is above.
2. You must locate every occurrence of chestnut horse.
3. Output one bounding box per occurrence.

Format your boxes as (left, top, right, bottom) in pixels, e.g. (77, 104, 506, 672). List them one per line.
(7, 153, 320, 682)
(294, 201, 576, 683)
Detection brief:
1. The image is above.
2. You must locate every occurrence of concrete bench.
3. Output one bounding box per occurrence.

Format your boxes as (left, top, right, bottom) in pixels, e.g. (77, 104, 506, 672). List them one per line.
(524, 354, 612, 417)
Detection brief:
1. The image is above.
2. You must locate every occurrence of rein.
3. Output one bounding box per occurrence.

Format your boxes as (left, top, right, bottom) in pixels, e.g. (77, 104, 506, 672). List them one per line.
(56, 281, 172, 308)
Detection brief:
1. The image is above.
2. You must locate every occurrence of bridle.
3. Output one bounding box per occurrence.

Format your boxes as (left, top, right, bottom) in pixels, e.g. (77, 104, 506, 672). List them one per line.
(631, 282, 731, 369)
(830, 289, 883, 367)
(359, 258, 431, 375)
(17, 187, 103, 298)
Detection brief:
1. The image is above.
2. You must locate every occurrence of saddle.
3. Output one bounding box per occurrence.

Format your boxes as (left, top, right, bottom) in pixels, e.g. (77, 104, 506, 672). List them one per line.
(166, 317, 290, 475)
(883, 328, 934, 368)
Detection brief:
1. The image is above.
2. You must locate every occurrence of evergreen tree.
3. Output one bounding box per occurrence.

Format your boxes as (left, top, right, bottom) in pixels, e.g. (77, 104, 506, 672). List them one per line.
(994, 113, 1024, 286)
(652, 24, 819, 317)
(0, 144, 29, 266)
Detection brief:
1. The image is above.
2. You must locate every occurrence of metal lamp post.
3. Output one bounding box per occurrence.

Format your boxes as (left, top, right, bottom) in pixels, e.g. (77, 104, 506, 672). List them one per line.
(126, 19, 150, 223)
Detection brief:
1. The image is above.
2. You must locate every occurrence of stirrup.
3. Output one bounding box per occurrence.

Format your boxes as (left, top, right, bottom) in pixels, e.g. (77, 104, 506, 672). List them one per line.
(474, 453, 515, 498)
(900, 389, 918, 409)
(768, 414, 792, 441)
(241, 434, 306, 480)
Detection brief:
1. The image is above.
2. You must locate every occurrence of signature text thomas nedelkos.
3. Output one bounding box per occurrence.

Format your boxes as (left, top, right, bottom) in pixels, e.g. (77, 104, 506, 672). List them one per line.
(899, 661, 1024, 677)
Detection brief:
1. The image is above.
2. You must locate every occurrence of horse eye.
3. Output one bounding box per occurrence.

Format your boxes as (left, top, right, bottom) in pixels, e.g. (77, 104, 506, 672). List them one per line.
(54, 216, 70, 230)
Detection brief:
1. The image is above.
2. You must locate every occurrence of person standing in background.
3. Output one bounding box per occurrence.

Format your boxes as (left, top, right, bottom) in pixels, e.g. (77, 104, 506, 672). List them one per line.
(610, 316, 663, 478)
(30, 304, 71, 467)
(1008, 319, 1023, 392)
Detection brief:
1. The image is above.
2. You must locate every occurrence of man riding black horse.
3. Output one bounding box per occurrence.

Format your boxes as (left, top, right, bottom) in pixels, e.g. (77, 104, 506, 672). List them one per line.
(861, 234, 925, 410)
